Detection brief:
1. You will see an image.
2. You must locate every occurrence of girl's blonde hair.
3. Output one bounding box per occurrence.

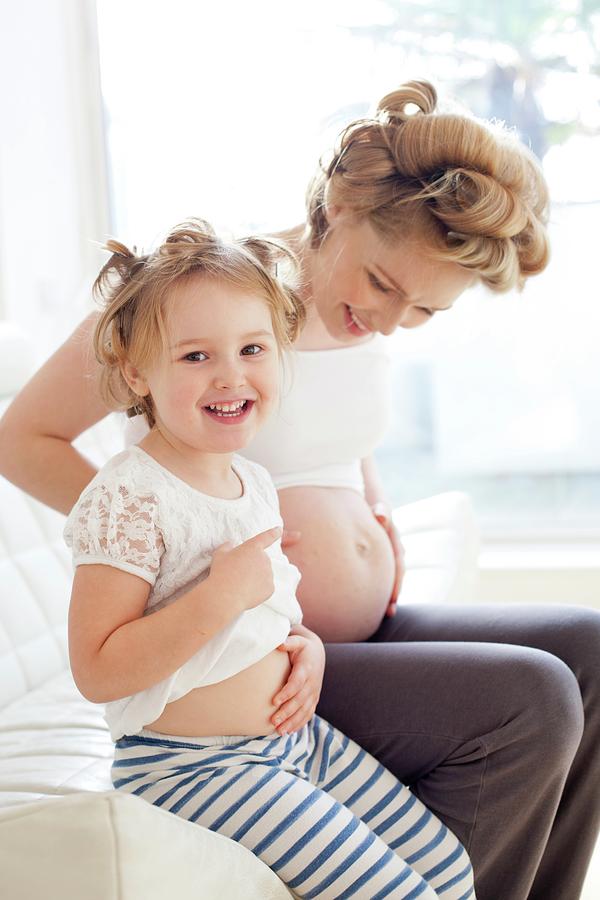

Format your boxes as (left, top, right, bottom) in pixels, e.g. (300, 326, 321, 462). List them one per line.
(306, 80, 550, 292)
(93, 218, 305, 427)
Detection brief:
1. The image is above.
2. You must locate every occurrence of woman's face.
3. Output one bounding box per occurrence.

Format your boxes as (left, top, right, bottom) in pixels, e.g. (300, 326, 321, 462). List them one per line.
(309, 212, 476, 342)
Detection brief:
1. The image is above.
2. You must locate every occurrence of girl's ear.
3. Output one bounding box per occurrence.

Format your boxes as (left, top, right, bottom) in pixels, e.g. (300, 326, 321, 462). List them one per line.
(121, 360, 150, 397)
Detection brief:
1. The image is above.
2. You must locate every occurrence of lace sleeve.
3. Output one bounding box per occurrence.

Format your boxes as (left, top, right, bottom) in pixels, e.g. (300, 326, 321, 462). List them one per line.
(65, 482, 164, 585)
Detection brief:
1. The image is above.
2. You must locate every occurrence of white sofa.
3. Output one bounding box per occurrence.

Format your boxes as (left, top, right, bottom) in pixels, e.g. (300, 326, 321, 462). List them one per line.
(0, 326, 479, 899)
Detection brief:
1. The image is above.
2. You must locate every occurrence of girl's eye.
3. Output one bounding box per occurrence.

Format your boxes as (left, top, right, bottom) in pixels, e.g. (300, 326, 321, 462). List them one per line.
(418, 307, 434, 317)
(240, 344, 263, 356)
(183, 351, 208, 362)
(368, 272, 392, 293)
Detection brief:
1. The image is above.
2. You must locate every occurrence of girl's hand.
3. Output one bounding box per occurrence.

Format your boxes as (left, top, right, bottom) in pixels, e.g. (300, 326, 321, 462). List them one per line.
(281, 528, 301, 549)
(271, 627, 325, 736)
(209, 527, 281, 614)
(371, 501, 405, 617)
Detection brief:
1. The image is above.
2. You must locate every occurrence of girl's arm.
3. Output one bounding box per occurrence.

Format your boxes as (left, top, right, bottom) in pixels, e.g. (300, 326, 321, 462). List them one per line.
(0, 313, 108, 514)
(69, 526, 281, 703)
(68, 564, 236, 703)
(361, 454, 405, 609)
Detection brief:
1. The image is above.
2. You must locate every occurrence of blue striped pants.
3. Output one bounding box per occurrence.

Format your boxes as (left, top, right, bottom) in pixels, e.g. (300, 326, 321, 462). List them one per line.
(112, 714, 475, 899)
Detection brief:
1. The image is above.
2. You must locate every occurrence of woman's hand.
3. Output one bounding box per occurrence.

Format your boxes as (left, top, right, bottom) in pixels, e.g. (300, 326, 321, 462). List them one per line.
(371, 501, 405, 617)
(271, 625, 325, 736)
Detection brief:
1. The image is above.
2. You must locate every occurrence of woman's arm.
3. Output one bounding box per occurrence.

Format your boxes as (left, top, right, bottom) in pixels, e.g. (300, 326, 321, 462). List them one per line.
(361, 454, 388, 509)
(361, 454, 406, 608)
(0, 313, 109, 514)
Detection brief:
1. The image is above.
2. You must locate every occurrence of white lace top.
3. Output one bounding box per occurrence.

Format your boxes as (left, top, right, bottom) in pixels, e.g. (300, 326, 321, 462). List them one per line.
(63, 446, 302, 741)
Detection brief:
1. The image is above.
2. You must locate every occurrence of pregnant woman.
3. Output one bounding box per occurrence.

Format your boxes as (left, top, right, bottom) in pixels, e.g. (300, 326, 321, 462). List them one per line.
(1, 80, 598, 900)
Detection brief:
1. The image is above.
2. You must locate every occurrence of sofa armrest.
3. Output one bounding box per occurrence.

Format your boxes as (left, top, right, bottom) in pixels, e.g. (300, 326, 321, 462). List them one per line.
(0, 791, 291, 899)
(393, 491, 480, 605)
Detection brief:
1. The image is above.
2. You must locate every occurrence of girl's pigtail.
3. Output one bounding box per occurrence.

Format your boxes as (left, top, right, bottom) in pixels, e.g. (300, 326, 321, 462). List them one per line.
(92, 239, 154, 422)
(93, 240, 138, 303)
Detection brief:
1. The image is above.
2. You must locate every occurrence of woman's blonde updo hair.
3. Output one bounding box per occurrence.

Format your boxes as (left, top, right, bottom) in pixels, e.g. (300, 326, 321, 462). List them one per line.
(306, 80, 550, 292)
(93, 218, 304, 427)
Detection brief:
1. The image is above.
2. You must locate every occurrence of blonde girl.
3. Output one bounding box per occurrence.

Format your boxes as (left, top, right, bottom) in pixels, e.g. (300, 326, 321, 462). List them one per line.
(63, 220, 475, 899)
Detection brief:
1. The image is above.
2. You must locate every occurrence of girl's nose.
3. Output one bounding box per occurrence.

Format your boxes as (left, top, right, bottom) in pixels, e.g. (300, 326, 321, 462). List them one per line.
(213, 359, 246, 390)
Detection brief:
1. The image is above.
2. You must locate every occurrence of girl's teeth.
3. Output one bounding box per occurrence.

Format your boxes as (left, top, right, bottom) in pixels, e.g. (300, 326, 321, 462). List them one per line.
(207, 400, 248, 416)
(209, 401, 245, 411)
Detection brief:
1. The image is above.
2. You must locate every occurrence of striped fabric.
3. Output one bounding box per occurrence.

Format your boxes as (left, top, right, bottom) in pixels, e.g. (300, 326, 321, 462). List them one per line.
(113, 714, 475, 899)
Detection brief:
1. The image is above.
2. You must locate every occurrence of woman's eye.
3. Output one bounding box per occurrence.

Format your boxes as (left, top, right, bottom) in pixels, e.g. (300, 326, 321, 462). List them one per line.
(368, 272, 391, 293)
(183, 351, 208, 362)
(241, 344, 263, 356)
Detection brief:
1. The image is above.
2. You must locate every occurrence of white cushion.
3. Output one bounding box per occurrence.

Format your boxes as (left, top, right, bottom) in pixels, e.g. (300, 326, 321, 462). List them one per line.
(0, 670, 112, 809)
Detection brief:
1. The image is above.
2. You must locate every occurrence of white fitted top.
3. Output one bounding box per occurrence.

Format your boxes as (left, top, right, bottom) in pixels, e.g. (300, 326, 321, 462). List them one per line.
(122, 336, 392, 494)
(63, 447, 302, 741)
(243, 335, 392, 493)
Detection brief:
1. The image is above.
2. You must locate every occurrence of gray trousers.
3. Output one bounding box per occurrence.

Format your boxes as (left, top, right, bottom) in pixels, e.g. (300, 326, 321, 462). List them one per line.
(316, 603, 600, 900)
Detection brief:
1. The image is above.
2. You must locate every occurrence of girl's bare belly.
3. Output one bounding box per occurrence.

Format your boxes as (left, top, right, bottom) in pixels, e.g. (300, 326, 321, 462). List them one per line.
(146, 649, 291, 737)
(278, 486, 396, 642)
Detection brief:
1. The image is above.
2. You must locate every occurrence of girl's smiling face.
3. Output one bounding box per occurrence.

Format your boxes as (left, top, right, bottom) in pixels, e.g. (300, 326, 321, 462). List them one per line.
(308, 212, 476, 342)
(124, 275, 280, 457)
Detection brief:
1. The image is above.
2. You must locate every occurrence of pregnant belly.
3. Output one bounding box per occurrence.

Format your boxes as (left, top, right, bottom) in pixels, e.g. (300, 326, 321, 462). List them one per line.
(278, 486, 396, 642)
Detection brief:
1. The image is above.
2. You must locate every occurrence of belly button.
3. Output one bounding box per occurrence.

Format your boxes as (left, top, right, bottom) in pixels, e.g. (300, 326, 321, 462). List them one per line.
(356, 540, 370, 556)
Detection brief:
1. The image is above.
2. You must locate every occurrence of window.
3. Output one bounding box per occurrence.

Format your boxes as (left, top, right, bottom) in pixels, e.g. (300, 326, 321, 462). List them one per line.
(96, 0, 600, 535)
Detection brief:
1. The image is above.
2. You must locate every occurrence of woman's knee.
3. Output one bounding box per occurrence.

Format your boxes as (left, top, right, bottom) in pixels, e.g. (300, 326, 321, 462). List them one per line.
(550, 605, 600, 682)
(503, 646, 584, 763)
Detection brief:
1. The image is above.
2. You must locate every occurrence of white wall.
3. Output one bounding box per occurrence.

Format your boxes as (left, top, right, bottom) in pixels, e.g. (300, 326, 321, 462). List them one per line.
(0, 0, 109, 356)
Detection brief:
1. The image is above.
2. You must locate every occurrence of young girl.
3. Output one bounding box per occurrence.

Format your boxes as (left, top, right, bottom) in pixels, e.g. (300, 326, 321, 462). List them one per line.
(63, 220, 475, 899)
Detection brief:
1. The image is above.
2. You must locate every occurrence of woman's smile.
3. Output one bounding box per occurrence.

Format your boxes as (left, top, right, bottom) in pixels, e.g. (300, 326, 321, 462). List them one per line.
(344, 304, 372, 336)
